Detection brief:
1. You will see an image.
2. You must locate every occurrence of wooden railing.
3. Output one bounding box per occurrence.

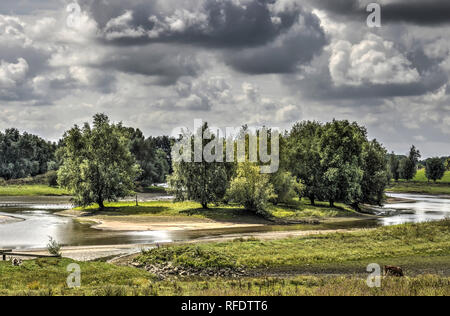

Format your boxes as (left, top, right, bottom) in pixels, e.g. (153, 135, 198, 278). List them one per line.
(0, 249, 60, 260)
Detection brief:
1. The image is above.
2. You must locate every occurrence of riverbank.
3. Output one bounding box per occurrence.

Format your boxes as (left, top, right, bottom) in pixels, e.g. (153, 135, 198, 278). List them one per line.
(387, 181, 450, 196)
(1, 220, 448, 296)
(56, 199, 369, 232)
(0, 185, 69, 197)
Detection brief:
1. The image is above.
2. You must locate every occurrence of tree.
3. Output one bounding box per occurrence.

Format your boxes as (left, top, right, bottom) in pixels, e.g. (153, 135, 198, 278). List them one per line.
(226, 162, 276, 216)
(445, 158, 450, 171)
(57, 114, 141, 209)
(360, 140, 389, 206)
(389, 153, 401, 182)
(400, 145, 421, 181)
(126, 128, 171, 185)
(168, 123, 229, 209)
(285, 121, 323, 205)
(319, 120, 366, 207)
(270, 171, 303, 205)
(0, 128, 57, 180)
(426, 157, 446, 183)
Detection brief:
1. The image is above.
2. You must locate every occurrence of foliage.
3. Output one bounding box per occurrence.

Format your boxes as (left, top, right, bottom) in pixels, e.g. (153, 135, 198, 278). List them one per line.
(360, 140, 389, 205)
(284, 121, 323, 205)
(168, 123, 230, 209)
(0, 129, 57, 180)
(57, 114, 141, 208)
(389, 153, 401, 182)
(400, 145, 421, 181)
(269, 171, 303, 205)
(226, 162, 276, 216)
(47, 237, 61, 256)
(318, 120, 366, 207)
(127, 128, 171, 185)
(425, 157, 446, 182)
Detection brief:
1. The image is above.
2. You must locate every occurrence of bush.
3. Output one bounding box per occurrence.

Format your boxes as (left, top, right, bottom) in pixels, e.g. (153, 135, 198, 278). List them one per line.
(47, 237, 61, 256)
(46, 171, 59, 187)
(226, 162, 276, 217)
(270, 171, 303, 205)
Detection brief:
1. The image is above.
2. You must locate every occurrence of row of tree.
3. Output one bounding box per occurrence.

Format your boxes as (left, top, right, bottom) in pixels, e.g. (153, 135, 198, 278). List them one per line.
(389, 147, 449, 183)
(169, 120, 390, 215)
(0, 123, 172, 186)
(0, 129, 58, 180)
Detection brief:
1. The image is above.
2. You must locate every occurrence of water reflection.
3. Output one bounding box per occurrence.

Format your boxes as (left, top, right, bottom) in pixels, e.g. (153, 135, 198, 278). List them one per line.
(0, 193, 449, 249)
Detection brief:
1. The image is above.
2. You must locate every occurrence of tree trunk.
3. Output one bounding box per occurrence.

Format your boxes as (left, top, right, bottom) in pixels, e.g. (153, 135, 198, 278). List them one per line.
(98, 200, 105, 210)
(202, 203, 208, 209)
(329, 200, 335, 208)
(310, 196, 315, 206)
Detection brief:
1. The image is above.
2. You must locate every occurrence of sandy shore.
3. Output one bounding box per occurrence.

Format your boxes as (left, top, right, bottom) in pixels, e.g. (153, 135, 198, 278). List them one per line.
(0, 215, 23, 224)
(11, 228, 361, 262)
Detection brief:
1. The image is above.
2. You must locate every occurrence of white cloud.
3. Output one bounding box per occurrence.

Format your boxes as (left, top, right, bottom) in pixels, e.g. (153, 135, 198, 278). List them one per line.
(329, 34, 420, 86)
(0, 58, 29, 88)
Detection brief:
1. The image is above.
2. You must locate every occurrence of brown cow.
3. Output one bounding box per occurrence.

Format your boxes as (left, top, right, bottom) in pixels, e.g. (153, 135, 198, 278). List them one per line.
(384, 265, 404, 277)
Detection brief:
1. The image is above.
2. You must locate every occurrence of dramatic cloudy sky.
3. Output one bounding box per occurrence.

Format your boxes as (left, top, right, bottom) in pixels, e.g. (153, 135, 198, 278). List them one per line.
(0, 0, 449, 157)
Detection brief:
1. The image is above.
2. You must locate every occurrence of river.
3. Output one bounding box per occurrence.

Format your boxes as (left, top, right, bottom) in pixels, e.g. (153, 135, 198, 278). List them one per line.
(0, 193, 449, 250)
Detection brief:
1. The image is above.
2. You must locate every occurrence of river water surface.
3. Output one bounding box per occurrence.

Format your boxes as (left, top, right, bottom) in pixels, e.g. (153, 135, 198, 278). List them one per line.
(0, 193, 449, 249)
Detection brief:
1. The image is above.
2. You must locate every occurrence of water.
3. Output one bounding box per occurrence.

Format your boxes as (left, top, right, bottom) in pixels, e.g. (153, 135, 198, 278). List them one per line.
(0, 193, 449, 249)
(379, 193, 450, 226)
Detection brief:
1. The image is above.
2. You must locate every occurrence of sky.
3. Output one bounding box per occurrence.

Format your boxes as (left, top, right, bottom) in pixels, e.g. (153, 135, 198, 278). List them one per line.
(0, 0, 449, 158)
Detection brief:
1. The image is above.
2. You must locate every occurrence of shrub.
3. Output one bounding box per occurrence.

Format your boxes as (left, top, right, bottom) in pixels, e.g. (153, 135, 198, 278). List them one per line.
(47, 237, 61, 256)
(226, 162, 276, 217)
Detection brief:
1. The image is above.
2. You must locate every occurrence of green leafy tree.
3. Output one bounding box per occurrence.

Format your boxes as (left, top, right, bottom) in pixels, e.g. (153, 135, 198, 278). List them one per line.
(319, 120, 366, 207)
(445, 158, 450, 171)
(360, 140, 389, 206)
(226, 162, 276, 217)
(285, 121, 323, 205)
(389, 153, 401, 182)
(168, 123, 229, 209)
(400, 145, 421, 181)
(426, 157, 446, 183)
(57, 114, 141, 209)
(270, 171, 303, 205)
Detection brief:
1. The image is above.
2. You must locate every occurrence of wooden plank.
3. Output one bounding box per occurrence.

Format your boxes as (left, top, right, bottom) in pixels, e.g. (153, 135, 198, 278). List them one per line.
(7, 253, 60, 258)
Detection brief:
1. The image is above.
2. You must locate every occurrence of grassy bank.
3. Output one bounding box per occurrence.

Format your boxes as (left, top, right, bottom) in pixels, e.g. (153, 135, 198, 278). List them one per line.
(387, 182, 450, 195)
(0, 185, 69, 197)
(66, 198, 362, 228)
(413, 169, 450, 183)
(1, 220, 448, 296)
(0, 258, 447, 296)
(135, 219, 450, 271)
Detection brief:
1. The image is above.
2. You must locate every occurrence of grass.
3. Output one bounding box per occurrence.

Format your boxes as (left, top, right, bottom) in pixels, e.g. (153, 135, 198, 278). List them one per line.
(388, 182, 450, 195)
(1, 220, 449, 296)
(0, 185, 69, 196)
(71, 198, 361, 225)
(136, 219, 450, 270)
(386, 169, 450, 195)
(413, 169, 450, 183)
(0, 258, 447, 296)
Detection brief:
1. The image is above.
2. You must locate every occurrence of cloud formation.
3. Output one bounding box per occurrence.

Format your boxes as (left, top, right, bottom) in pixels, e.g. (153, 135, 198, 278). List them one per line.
(0, 0, 449, 158)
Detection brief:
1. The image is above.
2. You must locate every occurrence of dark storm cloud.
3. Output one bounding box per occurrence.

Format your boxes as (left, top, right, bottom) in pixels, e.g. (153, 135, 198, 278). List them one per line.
(81, 0, 327, 75)
(225, 10, 327, 74)
(312, 0, 450, 25)
(86, 0, 302, 48)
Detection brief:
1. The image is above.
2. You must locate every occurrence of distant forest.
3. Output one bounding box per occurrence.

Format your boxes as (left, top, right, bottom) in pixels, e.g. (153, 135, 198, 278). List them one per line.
(0, 125, 448, 186)
(0, 128, 173, 185)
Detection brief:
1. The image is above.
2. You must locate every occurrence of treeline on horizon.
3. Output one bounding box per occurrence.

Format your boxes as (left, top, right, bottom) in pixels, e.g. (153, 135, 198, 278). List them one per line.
(0, 118, 449, 194)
